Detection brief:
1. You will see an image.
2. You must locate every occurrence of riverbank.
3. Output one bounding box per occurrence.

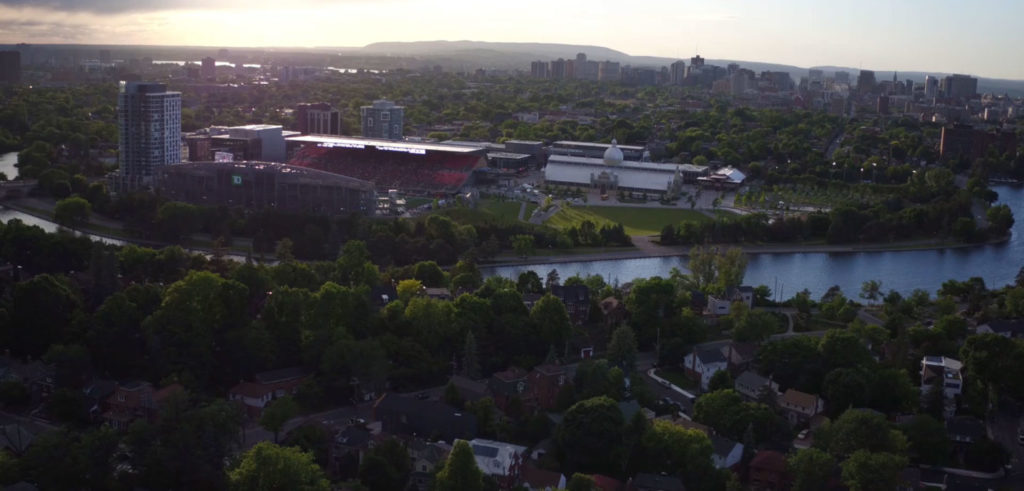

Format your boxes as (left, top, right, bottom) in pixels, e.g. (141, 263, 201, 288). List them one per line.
(483, 234, 1011, 268)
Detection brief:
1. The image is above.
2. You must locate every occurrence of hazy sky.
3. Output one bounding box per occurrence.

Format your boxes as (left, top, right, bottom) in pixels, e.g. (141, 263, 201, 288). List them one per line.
(2, 0, 1022, 79)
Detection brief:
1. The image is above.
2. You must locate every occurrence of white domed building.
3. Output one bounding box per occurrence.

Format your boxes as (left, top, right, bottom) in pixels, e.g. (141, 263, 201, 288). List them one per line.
(543, 139, 709, 197)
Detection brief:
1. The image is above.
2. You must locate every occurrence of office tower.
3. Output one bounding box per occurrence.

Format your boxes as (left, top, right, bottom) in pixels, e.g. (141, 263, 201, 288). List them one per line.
(857, 70, 876, 94)
(905, 79, 914, 95)
(549, 58, 567, 80)
(597, 61, 620, 81)
(296, 102, 342, 135)
(670, 60, 686, 85)
(530, 61, 549, 78)
(201, 57, 216, 80)
(116, 81, 181, 191)
(690, 55, 705, 68)
(0, 51, 20, 83)
(727, 63, 739, 76)
(360, 99, 404, 140)
(943, 74, 978, 100)
(877, 95, 890, 115)
(925, 76, 938, 99)
(834, 71, 850, 85)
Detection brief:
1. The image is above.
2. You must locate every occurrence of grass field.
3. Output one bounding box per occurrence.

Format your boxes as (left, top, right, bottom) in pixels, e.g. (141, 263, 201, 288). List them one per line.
(547, 205, 713, 236)
(479, 200, 525, 221)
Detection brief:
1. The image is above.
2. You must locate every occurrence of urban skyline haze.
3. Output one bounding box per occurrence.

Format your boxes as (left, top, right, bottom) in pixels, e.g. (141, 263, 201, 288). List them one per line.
(1, 0, 1022, 80)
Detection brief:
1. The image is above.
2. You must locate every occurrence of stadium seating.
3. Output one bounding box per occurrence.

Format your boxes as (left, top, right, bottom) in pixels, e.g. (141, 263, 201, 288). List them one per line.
(288, 145, 482, 194)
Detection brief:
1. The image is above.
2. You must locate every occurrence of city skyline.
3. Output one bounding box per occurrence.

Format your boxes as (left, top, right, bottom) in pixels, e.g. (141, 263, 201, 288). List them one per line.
(1, 0, 1023, 80)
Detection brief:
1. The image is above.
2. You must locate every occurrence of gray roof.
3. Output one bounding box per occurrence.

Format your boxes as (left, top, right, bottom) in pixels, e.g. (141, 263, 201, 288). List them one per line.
(710, 434, 740, 457)
(697, 348, 727, 365)
(735, 370, 770, 389)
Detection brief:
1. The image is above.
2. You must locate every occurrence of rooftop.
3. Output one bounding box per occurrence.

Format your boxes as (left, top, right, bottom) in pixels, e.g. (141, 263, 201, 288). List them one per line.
(286, 134, 484, 154)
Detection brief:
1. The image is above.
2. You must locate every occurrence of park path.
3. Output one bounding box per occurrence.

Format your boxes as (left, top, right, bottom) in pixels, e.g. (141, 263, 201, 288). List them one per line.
(517, 201, 527, 221)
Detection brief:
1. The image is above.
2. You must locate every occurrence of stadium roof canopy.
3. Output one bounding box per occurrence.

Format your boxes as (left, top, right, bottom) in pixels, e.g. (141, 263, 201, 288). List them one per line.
(286, 135, 484, 154)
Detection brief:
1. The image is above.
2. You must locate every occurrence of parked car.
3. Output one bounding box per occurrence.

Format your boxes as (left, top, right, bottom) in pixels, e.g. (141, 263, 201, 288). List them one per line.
(415, 392, 430, 400)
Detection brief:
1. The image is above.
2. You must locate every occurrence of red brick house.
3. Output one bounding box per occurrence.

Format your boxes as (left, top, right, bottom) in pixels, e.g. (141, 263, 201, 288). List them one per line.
(488, 367, 529, 411)
(749, 450, 788, 490)
(527, 364, 568, 410)
(228, 367, 311, 419)
(103, 381, 184, 430)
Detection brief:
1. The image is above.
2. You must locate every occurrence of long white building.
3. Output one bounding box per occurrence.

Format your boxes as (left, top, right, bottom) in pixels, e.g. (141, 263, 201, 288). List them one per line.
(116, 81, 181, 191)
(543, 140, 708, 195)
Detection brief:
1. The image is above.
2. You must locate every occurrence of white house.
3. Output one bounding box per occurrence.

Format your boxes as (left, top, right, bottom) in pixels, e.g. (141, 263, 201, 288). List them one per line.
(705, 286, 754, 316)
(920, 356, 963, 398)
(711, 435, 744, 469)
(779, 389, 825, 425)
(467, 438, 527, 477)
(734, 370, 779, 401)
(683, 347, 728, 391)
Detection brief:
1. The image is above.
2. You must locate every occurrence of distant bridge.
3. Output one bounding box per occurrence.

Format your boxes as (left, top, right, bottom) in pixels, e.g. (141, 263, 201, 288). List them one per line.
(0, 180, 36, 200)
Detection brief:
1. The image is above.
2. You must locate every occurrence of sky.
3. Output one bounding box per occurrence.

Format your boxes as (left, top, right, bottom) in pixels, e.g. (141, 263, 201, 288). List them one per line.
(1, 0, 1022, 79)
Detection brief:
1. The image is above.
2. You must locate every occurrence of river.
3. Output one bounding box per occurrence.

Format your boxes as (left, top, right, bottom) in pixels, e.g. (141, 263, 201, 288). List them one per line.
(484, 185, 1024, 298)
(0, 151, 18, 179)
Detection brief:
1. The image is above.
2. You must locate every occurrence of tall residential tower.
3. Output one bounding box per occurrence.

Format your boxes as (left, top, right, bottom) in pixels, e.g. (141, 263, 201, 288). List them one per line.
(360, 99, 404, 140)
(116, 81, 181, 191)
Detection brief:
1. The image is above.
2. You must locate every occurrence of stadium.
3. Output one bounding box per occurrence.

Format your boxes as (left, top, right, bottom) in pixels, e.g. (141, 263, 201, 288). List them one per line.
(156, 161, 376, 215)
(285, 135, 486, 195)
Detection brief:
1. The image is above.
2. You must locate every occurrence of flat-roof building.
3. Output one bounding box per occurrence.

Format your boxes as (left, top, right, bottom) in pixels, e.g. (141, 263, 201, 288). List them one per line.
(361, 99, 404, 140)
(544, 140, 707, 195)
(156, 161, 375, 215)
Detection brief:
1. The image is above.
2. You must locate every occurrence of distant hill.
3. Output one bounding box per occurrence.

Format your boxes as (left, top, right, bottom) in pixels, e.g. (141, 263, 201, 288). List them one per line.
(358, 40, 1024, 96)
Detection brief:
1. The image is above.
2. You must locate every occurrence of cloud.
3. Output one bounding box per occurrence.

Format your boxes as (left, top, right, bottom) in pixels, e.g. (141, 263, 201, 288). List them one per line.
(0, 0, 370, 13)
(0, 19, 100, 42)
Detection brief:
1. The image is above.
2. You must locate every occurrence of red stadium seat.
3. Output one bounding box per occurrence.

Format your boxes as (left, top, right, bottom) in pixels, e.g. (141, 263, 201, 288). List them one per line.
(287, 145, 483, 194)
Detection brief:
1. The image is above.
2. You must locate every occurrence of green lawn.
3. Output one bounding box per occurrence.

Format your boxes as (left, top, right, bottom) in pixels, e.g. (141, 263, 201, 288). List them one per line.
(656, 367, 698, 391)
(547, 205, 713, 236)
(404, 197, 433, 208)
(479, 200, 526, 221)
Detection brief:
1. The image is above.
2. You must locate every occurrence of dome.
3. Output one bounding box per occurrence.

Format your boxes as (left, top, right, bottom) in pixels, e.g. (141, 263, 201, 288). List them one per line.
(603, 139, 624, 166)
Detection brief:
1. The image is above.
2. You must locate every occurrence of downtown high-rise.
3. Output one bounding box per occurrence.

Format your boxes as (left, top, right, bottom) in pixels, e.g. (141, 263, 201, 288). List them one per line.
(116, 81, 181, 191)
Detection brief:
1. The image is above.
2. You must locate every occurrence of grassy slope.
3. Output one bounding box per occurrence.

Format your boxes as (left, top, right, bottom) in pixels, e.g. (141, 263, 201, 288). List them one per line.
(548, 205, 713, 236)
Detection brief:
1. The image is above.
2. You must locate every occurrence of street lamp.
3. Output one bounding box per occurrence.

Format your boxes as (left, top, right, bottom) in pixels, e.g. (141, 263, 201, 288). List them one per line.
(872, 162, 878, 182)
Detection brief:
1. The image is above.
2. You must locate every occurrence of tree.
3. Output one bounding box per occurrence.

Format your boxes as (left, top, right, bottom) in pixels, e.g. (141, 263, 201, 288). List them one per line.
(413, 261, 446, 287)
(53, 196, 91, 227)
(840, 450, 908, 491)
(557, 396, 625, 473)
(635, 419, 716, 486)
(229, 442, 329, 491)
(359, 438, 411, 491)
(512, 234, 535, 258)
(818, 409, 907, 458)
(566, 473, 595, 491)
(707, 370, 734, 393)
(900, 415, 950, 466)
(531, 294, 572, 350)
(517, 271, 543, 294)
(819, 329, 873, 371)
(607, 325, 638, 372)
(397, 278, 423, 303)
(545, 268, 561, 290)
(788, 448, 835, 491)
(6, 274, 82, 357)
(434, 440, 484, 491)
(462, 331, 481, 379)
(260, 396, 298, 443)
(859, 280, 882, 305)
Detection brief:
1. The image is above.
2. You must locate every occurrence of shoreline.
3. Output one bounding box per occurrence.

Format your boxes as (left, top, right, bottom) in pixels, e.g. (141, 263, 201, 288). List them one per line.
(481, 235, 1012, 268)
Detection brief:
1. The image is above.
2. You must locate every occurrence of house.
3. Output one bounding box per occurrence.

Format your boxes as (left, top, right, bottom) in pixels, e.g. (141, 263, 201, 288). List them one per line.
(373, 393, 477, 443)
(447, 375, 490, 404)
(779, 389, 824, 425)
(748, 450, 788, 490)
(734, 371, 779, 401)
(976, 319, 1024, 338)
(408, 439, 450, 490)
(520, 464, 566, 491)
(326, 423, 372, 479)
(527, 364, 568, 410)
(489, 367, 529, 411)
(720, 342, 758, 373)
(467, 438, 527, 478)
(228, 366, 311, 418)
(0, 424, 35, 456)
(103, 381, 184, 430)
(82, 378, 117, 421)
(946, 416, 985, 445)
(522, 293, 544, 310)
(550, 284, 591, 325)
(683, 347, 728, 391)
(369, 284, 398, 309)
(424, 287, 452, 301)
(710, 435, 744, 469)
(705, 286, 754, 316)
(920, 356, 963, 398)
(592, 474, 625, 491)
(0, 358, 55, 401)
(628, 472, 685, 491)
